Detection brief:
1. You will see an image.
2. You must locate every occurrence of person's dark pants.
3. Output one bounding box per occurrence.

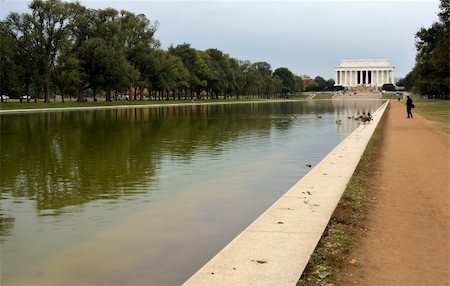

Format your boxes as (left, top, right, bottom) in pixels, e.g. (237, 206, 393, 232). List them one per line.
(407, 107, 413, 118)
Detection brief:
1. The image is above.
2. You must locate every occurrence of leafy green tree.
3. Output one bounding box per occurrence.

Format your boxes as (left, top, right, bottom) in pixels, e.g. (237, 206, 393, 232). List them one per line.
(227, 58, 243, 97)
(239, 61, 262, 96)
(8, 0, 80, 102)
(326, 79, 335, 90)
(79, 37, 138, 102)
(196, 51, 215, 98)
(206, 48, 234, 98)
(51, 52, 81, 102)
(405, 0, 449, 98)
(395, 78, 405, 88)
(251, 61, 272, 77)
(6, 12, 39, 101)
(167, 53, 190, 99)
(119, 10, 159, 100)
(131, 48, 160, 99)
(303, 76, 318, 92)
(382, 83, 396, 91)
(0, 21, 21, 100)
(250, 62, 275, 97)
(169, 44, 212, 98)
(294, 76, 304, 93)
(273, 67, 295, 96)
(314, 76, 328, 91)
(151, 49, 190, 99)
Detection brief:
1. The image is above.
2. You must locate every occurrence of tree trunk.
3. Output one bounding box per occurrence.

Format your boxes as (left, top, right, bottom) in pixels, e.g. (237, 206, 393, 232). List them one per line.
(43, 76, 50, 103)
(76, 85, 85, 102)
(105, 88, 112, 102)
(139, 86, 144, 101)
(59, 86, 65, 103)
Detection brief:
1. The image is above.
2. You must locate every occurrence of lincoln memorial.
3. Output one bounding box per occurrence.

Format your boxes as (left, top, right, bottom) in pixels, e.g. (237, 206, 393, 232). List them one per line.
(335, 59, 395, 87)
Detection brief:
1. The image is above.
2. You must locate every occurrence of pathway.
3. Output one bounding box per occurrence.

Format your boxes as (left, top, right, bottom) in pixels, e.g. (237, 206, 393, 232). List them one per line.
(337, 100, 449, 285)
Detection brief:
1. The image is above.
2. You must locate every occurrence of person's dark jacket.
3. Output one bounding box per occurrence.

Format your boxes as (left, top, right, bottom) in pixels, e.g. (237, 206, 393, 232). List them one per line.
(406, 97, 413, 109)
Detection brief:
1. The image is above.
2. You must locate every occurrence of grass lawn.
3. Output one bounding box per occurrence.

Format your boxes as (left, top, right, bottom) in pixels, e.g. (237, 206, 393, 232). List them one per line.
(315, 93, 334, 99)
(292, 94, 309, 99)
(382, 93, 402, 99)
(0, 99, 170, 110)
(0, 97, 305, 111)
(411, 97, 450, 134)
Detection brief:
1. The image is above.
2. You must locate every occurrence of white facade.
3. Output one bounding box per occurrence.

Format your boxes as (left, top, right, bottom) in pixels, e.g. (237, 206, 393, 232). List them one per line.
(335, 59, 395, 87)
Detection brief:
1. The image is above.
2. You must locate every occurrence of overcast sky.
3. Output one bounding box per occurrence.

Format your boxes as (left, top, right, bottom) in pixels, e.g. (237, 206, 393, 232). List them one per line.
(0, 0, 440, 79)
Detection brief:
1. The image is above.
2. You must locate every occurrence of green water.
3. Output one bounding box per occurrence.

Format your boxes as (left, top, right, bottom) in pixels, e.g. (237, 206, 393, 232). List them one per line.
(0, 100, 383, 285)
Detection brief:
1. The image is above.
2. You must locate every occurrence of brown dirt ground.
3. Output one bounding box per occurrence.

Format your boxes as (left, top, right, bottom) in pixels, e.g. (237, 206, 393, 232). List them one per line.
(336, 101, 450, 285)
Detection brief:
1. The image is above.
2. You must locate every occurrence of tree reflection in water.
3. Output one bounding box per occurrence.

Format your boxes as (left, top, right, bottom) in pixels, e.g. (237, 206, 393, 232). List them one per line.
(0, 100, 383, 218)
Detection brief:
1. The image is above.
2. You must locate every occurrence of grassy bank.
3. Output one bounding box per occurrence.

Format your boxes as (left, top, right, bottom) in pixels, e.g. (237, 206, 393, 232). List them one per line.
(381, 93, 402, 99)
(0, 97, 308, 111)
(412, 98, 450, 134)
(303, 92, 334, 100)
(297, 105, 386, 286)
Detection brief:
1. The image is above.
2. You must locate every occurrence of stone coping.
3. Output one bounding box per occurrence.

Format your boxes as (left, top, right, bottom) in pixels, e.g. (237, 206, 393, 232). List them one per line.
(0, 98, 381, 115)
(183, 100, 389, 286)
(0, 100, 295, 114)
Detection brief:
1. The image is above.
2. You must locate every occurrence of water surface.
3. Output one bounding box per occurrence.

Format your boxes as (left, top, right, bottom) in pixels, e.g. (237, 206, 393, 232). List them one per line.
(0, 100, 383, 285)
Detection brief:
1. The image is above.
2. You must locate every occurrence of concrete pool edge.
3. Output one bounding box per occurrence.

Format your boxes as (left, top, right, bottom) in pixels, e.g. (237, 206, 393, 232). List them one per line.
(0, 98, 381, 114)
(183, 100, 389, 286)
(0, 99, 301, 114)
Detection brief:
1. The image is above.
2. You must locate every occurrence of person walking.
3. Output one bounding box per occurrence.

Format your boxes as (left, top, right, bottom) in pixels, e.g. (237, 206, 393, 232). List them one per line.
(406, 95, 414, 118)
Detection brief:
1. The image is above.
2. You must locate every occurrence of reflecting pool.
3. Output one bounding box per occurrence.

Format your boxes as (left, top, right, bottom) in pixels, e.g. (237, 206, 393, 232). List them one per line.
(0, 100, 384, 285)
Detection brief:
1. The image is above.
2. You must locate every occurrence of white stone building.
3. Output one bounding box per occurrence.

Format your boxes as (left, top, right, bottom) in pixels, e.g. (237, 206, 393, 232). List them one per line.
(335, 59, 395, 87)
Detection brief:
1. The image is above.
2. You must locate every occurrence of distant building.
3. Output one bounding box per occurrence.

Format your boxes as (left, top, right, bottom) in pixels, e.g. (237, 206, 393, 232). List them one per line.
(335, 59, 395, 87)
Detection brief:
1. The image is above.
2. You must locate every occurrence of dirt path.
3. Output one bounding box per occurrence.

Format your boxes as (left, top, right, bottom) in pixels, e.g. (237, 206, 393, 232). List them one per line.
(337, 100, 449, 285)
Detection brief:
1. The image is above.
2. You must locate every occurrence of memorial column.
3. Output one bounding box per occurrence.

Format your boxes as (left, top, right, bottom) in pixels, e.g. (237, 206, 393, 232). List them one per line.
(380, 70, 383, 86)
(374, 69, 378, 86)
(379, 70, 382, 85)
(372, 70, 376, 86)
(351, 69, 355, 86)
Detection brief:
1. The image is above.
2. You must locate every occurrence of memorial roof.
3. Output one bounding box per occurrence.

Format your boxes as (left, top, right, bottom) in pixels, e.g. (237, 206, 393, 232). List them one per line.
(337, 59, 394, 68)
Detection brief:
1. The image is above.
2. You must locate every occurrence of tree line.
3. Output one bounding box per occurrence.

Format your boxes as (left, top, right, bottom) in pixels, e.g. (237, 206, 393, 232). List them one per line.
(0, 0, 336, 103)
(401, 0, 449, 99)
